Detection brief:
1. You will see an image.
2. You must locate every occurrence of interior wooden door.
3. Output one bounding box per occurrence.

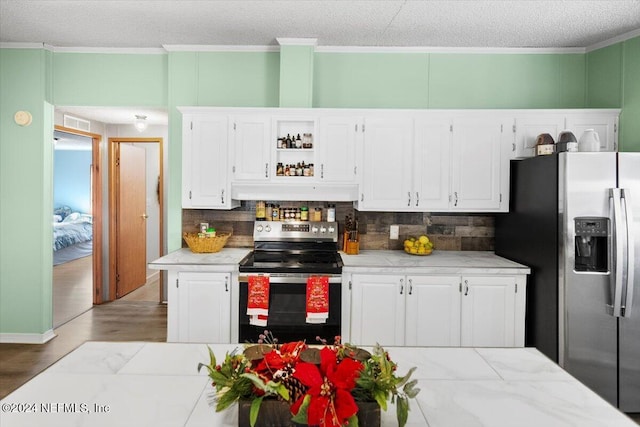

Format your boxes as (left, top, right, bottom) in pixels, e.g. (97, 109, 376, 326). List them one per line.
(116, 144, 147, 297)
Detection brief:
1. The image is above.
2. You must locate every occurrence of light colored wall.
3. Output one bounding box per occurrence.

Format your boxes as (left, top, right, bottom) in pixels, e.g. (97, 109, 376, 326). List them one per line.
(0, 48, 54, 336)
(53, 149, 92, 213)
(1, 40, 638, 337)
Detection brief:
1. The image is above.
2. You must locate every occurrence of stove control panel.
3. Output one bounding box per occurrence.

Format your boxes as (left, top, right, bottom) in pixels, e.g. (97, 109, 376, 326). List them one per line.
(253, 221, 338, 242)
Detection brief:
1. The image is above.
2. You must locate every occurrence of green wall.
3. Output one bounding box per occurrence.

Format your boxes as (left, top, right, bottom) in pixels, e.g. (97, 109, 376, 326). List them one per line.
(0, 40, 637, 337)
(314, 53, 586, 109)
(586, 37, 640, 151)
(0, 49, 53, 336)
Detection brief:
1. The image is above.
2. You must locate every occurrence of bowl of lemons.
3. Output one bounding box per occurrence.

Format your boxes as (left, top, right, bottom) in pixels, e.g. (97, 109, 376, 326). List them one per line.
(404, 235, 434, 255)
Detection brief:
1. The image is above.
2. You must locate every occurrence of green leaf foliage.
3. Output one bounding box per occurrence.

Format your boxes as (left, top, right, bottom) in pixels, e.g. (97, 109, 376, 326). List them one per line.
(250, 396, 264, 427)
(290, 395, 311, 424)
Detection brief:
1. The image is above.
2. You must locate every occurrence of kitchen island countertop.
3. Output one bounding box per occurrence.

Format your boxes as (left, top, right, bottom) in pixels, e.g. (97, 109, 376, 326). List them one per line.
(0, 342, 634, 427)
(341, 250, 531, 275)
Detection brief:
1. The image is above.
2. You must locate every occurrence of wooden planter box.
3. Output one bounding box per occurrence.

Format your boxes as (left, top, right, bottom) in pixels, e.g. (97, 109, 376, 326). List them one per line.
(238, 398, 380, 427)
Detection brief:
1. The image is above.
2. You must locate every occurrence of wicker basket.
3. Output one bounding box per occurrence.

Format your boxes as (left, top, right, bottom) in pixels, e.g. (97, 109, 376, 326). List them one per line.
(183, 232, 231, 253)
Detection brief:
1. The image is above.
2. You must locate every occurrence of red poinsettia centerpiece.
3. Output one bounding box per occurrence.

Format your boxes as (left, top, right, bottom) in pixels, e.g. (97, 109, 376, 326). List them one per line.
(198, 333, 420, 427)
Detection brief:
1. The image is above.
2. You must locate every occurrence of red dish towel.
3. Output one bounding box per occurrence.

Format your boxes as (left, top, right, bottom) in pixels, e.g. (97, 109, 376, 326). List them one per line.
(247, 275, 270, 327)
(306, 276, 329, 324)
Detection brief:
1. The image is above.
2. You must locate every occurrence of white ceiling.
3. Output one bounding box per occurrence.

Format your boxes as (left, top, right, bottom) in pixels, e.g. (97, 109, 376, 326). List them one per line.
(3, 1, 639, 126)
(1, 0, 639, 49)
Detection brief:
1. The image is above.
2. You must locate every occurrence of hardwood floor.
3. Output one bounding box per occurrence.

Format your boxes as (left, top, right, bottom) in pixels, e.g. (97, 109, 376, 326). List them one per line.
(0, 296, 166, 400)
(53, 255, 93, 327)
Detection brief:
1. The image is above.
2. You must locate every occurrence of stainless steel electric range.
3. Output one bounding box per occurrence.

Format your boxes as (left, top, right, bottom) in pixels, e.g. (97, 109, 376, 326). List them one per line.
(238, 221, 343, 343)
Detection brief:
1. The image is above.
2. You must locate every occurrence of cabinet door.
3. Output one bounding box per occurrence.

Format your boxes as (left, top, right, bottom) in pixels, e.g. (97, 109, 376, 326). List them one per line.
(177, 272, 231, 343)
(413, 118, 451, 210)
(513, 115, 565, 158)
(231, 116, 271, 181)
(460, 276, 516, 347)
(565, 114, 618, 152)
(318, 116, 360, 183)
(451, 117, 504, 211)
(350, 274, 405, 346)
(360, 117, 413, 210)
(182, 115, 231, 208)
(405, 275, 461, 346)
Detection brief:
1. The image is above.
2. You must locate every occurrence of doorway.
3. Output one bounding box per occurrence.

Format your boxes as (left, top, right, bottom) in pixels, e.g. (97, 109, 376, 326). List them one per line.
(52, 125, 104, 327)
(108, 138, 164, 302)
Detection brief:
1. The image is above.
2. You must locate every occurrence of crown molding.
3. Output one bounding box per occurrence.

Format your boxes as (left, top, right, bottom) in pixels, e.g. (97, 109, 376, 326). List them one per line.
(586, 28, 640, 52)
(51, 46, 166, 54)
(276, 38, 318, 46)
(0, 42, 49, 49)
(163, 44, 279, 52)
(315, 45, 586, 54)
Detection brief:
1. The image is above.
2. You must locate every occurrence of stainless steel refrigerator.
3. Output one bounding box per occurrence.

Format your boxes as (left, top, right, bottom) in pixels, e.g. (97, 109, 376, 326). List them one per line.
(495, 152, 639, 412)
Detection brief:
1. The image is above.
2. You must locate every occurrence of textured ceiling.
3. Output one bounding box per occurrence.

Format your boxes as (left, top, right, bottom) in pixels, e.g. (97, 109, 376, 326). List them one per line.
(1, 0, 639, 49)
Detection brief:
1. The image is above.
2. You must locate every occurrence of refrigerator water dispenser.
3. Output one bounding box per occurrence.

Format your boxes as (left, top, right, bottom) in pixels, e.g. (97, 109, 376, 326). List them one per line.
(574, 217, 609, 272)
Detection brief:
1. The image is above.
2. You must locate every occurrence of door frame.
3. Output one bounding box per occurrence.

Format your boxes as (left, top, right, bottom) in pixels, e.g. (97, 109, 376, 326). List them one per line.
(54, 125, 104, 304)
(108, 137, 164, 302)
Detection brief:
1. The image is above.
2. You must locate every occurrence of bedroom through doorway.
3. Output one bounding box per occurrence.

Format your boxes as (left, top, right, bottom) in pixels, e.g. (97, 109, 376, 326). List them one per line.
(52, 128, 102, 327)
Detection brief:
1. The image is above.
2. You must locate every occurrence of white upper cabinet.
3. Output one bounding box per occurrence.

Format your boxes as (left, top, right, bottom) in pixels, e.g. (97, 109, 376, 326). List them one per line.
(181, 113, 238, 209)
(565, 113, 618, 152)
(513, 115, 566, 159)
(413, 117, 451, 210)
(359, 116, 414, 210)
(317, 115, 360, 183)
(231, 115, 271, 181)
(450, 116, 506, 211)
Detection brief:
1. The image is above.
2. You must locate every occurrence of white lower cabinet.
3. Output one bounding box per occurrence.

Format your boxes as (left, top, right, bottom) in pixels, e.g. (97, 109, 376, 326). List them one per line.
(167, 271, 231, 343)
(348, 273, 525, 347)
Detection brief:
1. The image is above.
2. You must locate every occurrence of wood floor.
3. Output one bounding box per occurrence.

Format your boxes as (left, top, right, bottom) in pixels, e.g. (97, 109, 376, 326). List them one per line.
(53, 255, 93, 327)
(0, 284, 166, 400)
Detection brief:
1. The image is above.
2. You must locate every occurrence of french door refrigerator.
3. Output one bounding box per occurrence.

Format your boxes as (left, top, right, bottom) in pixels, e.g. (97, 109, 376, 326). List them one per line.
(495, 152, 639, 411)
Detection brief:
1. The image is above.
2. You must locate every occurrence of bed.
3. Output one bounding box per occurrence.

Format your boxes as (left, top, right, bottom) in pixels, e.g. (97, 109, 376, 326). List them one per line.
(53, 206, 93, 266)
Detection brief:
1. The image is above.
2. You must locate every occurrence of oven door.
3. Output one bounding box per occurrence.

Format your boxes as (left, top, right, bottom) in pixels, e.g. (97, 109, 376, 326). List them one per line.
(238, 274, 342, 343)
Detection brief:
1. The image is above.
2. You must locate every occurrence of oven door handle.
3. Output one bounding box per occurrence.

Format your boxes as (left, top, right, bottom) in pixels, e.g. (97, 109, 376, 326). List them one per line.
(239, 275, 342, 284)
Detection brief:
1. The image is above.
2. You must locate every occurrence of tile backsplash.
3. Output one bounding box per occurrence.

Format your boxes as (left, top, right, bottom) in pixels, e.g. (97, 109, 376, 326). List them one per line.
(182, 201, 494, 251)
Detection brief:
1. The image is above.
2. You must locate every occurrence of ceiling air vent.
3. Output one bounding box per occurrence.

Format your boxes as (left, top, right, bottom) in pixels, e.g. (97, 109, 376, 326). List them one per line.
(63, 114, 90, 132)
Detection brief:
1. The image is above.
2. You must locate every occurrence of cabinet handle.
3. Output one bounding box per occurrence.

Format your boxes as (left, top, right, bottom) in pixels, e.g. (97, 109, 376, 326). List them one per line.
(221, 189, 225, 204)
(361, 193, 364, 202)
(225, 278, 229, 292)
(408, 279, 413, 295)
(454, 192, 459, 207)
(321, 164, 324, 179)
(464, 279, 469, 296)
(407, 192, 411, 207)
(400, 278, 404, 295)
(265, 163, 269, 178)
(415, 192, 419, 207)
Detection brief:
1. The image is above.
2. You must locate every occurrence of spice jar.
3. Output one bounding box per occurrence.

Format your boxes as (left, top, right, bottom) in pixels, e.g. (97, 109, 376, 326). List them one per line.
(300, 206, 309, 221)
(327, 204, 336, 222)
(313, 207, 322, 221)
(266, 204, 273, 221)
(272, 204, 280, 221)
(256, 201, 266, 221)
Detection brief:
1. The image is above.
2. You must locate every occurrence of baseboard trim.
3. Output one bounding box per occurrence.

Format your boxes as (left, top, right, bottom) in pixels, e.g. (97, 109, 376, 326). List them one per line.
(146, 271, 159, 282)
(0, 329, 57, 344)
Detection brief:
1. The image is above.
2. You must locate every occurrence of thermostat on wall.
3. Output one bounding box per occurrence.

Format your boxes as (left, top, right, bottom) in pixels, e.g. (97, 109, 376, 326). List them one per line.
(14, 110, 33, 126)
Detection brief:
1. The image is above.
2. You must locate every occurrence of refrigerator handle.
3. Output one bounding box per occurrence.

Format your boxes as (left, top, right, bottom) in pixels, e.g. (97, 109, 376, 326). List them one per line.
(621, 188, 635, 317)
(610, 188, 625, 318)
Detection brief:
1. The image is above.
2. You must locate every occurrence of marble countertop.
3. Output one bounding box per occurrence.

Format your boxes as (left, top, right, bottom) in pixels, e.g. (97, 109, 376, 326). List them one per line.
(341, 250, 531, 275)
(1, 342, 633, 427)
(148, 248, 251, 272)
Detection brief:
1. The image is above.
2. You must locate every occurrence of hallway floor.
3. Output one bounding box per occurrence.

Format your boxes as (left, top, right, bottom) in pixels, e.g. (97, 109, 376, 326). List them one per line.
(0, 292, 166, 399)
